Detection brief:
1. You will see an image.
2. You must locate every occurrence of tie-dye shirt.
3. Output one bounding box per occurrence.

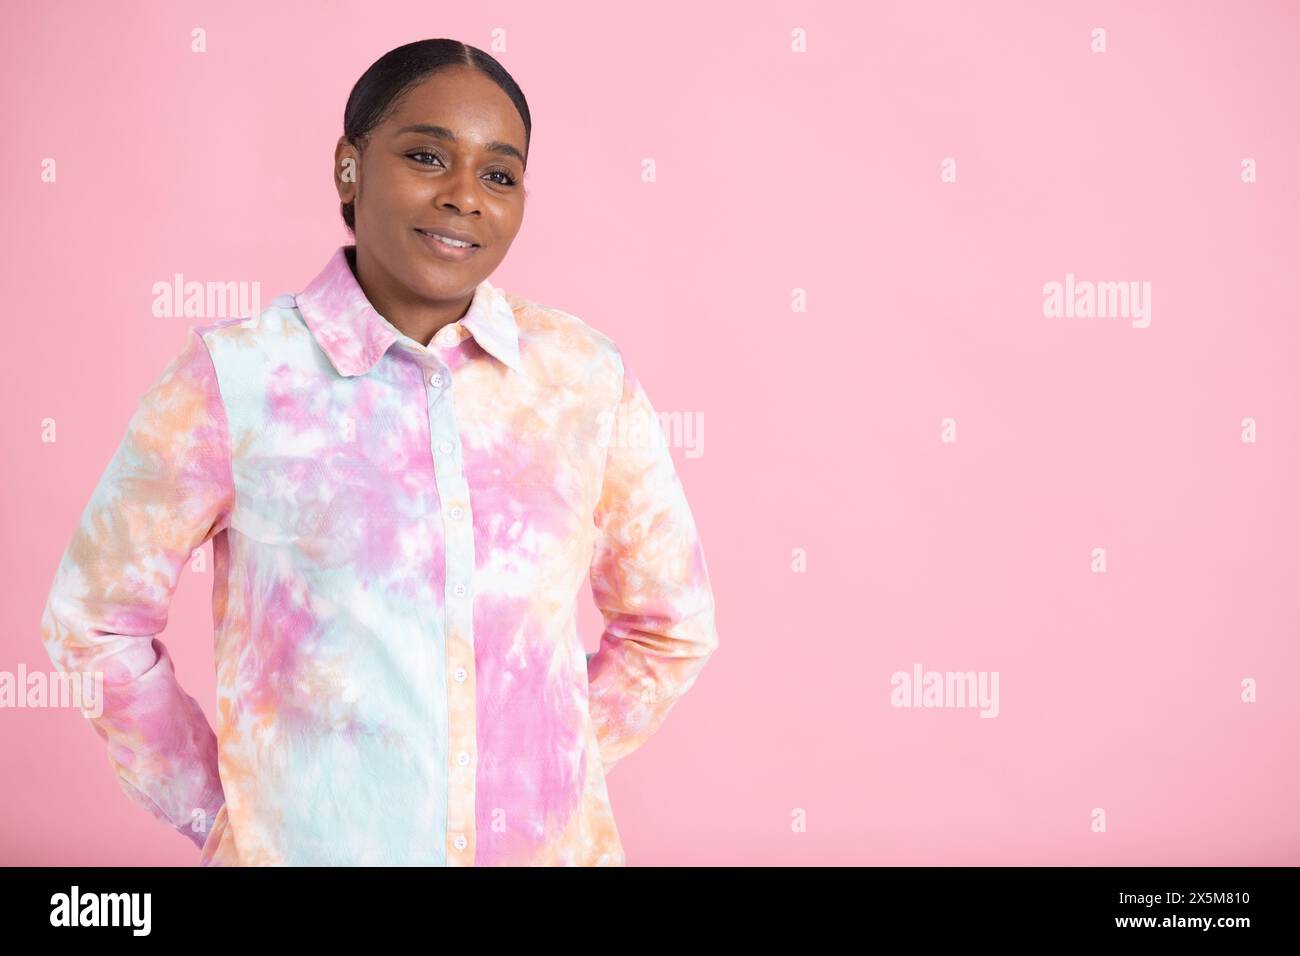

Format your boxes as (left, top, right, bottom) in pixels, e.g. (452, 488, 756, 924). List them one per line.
(38, 244, 718, 866)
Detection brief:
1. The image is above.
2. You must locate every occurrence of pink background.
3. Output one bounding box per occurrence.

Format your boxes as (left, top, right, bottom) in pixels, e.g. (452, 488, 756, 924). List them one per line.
(4, 0, 1299, 865)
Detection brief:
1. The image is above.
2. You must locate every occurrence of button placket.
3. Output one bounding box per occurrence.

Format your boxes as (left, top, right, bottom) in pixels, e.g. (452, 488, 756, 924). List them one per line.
(424, 357, 477, 864)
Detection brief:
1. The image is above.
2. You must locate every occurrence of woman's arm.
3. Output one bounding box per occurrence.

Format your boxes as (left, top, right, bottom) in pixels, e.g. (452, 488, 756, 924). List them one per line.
(39, 327, 234, 850)
(586, 356, 719, 775)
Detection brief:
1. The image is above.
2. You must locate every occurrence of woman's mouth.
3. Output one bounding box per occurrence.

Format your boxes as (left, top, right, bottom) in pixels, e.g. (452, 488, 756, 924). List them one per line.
(415, 228, 481, 261)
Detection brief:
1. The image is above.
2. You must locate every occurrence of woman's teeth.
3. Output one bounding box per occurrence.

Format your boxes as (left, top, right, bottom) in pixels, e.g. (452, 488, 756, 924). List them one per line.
(419, 230, 474, 248)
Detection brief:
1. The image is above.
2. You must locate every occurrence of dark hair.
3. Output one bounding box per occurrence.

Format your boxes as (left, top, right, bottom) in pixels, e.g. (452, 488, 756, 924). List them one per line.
(339, 38, 532, 234)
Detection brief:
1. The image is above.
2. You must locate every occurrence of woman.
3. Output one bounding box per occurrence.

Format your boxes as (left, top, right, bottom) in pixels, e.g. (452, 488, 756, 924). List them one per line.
(39, 38, 718, 866)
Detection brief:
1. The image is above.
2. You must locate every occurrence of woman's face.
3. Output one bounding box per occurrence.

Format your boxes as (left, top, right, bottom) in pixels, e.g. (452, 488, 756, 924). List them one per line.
(334, 65, 528, 306)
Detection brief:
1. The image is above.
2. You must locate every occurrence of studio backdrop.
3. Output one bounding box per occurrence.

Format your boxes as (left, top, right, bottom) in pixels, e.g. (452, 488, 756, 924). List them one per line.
(2, 0, 1298, 865)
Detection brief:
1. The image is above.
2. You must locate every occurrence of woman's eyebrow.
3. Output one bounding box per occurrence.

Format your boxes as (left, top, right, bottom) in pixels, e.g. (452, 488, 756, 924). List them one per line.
(394, 123, 525, 165)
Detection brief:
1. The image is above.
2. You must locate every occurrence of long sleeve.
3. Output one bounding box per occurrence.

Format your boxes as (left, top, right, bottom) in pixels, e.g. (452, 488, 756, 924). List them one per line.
(586, 356, 718, 775)
(39, 327, 234, 851)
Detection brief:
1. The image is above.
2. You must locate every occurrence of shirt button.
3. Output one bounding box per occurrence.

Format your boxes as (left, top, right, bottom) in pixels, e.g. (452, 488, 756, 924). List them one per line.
(436, 326, 459, 346)
(453, 583, 467, 597)
(453, 667, 467, 682)
(428, 372, 444, 387)
(449, 505, 464, 520)
(452, 835, 467, 851)
(456, 751, 471, 767)
(438, 440, 454, 455)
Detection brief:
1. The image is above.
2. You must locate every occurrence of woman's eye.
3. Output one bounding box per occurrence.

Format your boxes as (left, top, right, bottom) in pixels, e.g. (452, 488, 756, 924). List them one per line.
(408, 152, 517, 187)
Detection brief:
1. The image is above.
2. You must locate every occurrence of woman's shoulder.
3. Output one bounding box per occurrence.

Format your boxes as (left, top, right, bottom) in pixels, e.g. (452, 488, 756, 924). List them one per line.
(501, 288, 625, 369)
(187, 292, 316, 356)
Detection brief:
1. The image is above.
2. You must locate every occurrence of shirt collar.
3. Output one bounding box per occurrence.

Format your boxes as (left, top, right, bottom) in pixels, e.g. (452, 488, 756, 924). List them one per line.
(295, 244, 522, 377)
